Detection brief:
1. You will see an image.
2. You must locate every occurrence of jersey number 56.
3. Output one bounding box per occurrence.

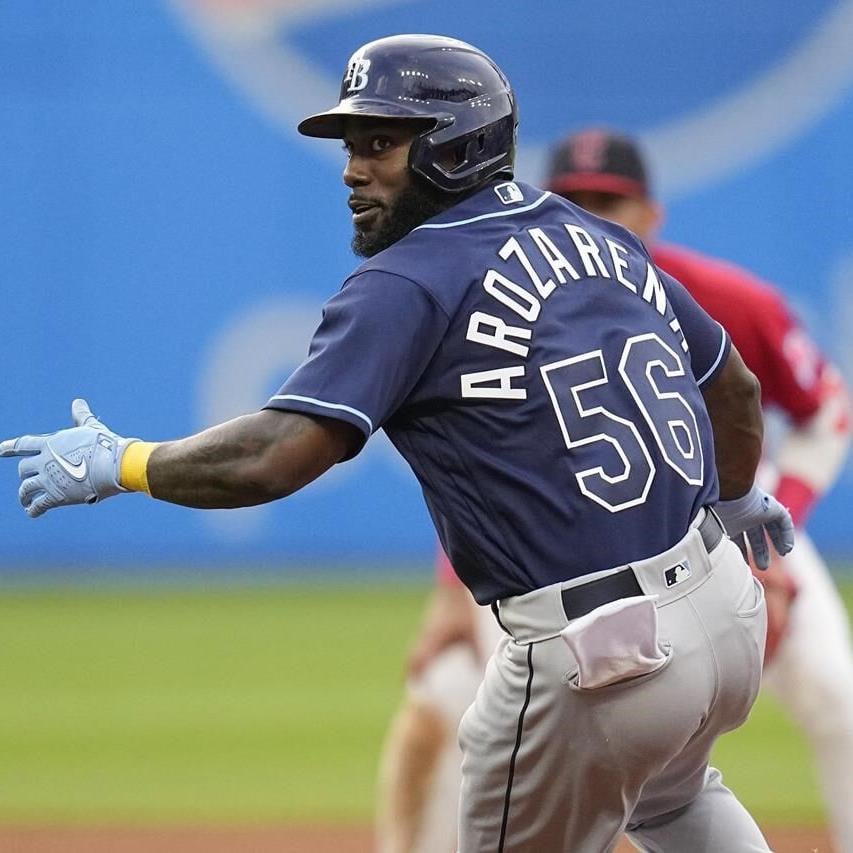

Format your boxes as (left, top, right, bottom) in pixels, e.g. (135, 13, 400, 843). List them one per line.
(541, 333, 704, 513)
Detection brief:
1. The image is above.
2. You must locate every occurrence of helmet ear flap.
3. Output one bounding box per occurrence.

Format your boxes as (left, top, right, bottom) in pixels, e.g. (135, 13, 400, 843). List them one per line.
(411, 113, 516, 193)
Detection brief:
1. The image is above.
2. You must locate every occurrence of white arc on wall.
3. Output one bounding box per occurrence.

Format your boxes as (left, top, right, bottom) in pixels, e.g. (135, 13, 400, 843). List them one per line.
(171, 0, 853, 198)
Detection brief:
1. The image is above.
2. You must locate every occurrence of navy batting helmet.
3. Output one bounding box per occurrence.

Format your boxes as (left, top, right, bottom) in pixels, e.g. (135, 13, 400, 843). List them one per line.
(298, 34, 517, 193)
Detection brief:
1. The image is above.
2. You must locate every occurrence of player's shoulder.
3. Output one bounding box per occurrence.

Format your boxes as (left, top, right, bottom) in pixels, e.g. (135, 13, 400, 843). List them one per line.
(652, 242, 784, 310)
(344, 240, 452, 319)
(339, 258, 451, 325)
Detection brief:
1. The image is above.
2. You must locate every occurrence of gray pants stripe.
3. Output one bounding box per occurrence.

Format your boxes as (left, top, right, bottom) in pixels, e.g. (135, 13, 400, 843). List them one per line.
(498, 642, 534, 853)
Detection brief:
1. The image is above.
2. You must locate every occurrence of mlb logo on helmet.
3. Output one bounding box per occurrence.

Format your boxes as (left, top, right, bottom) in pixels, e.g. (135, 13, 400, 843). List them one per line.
(664, 561, 692, 588)
(494, 182, 524, 205)
(344, 54, 371, 93)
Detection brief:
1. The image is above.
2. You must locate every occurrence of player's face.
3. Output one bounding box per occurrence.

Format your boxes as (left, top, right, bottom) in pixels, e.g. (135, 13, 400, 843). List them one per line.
(343, 118, 416, 254)
(342, 117, 449, 257)
(563, 191, 661, 242)
(343, 118, 414, 225)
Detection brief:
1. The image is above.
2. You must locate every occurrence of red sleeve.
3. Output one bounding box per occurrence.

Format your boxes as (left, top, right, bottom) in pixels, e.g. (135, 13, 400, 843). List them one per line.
(652, 244, 825, 422)
(774, 475, 818, 527)
(751, 297, 825, 421)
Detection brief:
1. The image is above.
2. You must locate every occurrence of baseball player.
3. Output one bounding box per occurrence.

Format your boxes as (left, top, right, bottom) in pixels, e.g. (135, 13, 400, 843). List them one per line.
(378, 128, 852, 853)
(1, 36, 793, 852)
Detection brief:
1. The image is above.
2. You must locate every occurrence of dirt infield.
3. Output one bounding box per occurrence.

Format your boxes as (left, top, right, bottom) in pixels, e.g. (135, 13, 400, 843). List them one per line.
(0, 824, 834, 852)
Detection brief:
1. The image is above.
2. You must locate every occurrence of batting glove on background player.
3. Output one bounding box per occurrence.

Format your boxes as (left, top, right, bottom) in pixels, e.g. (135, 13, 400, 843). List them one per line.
(714, 484, 795, 570)
(0, 399, 136, 518)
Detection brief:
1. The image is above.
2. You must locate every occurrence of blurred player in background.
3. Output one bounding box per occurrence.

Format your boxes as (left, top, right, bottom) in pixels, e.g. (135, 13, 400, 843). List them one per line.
(377, 129, 853, 853)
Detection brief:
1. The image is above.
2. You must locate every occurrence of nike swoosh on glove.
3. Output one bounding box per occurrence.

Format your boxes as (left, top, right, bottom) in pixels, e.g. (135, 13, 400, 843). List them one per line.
(0, 399, 138, 518)
(714, 484, 796, 570)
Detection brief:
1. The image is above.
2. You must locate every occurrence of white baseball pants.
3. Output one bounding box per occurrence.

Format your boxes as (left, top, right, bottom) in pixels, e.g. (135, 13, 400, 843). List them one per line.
(457, 517, 769, 853)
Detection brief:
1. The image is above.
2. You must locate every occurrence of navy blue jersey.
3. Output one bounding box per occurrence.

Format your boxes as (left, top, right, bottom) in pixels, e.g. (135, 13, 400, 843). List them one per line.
(267, 181, 729, 603)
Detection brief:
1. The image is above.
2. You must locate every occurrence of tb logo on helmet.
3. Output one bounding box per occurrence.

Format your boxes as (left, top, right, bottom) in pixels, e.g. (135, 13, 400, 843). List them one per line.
(344, 55, 371, 93)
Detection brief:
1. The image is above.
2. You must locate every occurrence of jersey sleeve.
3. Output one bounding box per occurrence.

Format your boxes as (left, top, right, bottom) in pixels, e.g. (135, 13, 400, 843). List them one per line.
(265, 270, 449, 455)
(660, 268, 730, 387)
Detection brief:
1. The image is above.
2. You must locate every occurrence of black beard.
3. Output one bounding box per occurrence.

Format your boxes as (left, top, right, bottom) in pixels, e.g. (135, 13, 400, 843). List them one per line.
(352, 177, 455, 258)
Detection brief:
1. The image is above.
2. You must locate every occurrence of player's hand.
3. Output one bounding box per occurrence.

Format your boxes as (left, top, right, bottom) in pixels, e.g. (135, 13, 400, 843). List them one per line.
(0, 399, 137, 518)
(407, 583, 481, 678)
(714, 484, 795, 570)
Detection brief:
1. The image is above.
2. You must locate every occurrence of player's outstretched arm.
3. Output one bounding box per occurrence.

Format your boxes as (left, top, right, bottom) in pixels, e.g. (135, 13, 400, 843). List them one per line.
(145, 408, 358, 507)
(0, 399, 360, 516)
(702, 347, 795, 567)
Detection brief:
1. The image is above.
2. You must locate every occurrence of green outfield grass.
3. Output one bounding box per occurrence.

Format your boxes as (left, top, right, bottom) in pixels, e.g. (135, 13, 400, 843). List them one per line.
(0, 577, 849, 825)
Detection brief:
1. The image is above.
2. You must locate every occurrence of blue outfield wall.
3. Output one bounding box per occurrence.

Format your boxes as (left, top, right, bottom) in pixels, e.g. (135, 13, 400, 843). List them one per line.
(2, 0, 853, 573)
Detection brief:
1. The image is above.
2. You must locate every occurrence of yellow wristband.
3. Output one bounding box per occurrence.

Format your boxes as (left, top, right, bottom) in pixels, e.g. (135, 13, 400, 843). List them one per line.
(120, 441, 159, 495)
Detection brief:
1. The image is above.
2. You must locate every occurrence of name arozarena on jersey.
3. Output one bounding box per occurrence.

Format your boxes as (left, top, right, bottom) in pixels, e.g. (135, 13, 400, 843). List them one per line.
(461, 184, 686, 401)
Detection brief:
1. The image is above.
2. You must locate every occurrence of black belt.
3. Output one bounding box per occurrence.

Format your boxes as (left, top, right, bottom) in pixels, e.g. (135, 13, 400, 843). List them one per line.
(560, 509, 725, 621)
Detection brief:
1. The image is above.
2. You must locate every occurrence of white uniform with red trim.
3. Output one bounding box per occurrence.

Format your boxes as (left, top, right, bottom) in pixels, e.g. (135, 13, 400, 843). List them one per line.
(393, 243, 853, 853)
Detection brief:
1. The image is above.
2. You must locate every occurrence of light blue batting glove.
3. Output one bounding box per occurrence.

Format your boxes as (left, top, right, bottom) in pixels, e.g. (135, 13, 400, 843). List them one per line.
(714, 484, 796, 570)
(0, 399, 138, 518)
